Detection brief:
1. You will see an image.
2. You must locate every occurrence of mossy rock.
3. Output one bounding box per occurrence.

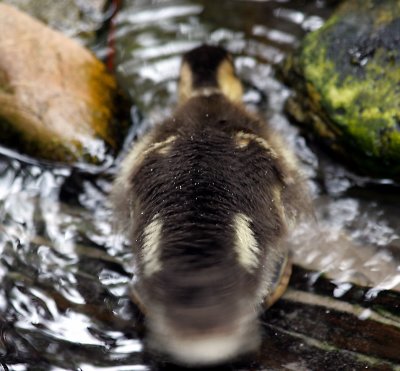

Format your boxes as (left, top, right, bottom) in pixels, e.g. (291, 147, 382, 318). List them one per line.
(281, 0, 400, 179)
(0, 4, 128, 165)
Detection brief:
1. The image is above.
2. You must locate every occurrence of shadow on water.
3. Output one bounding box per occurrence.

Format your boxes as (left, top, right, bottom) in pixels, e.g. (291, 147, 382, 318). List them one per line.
(0, 0, 399, 370)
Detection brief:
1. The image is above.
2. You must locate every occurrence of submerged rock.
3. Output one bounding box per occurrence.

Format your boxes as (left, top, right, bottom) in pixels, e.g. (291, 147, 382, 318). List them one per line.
(0, 4, 124, 164)
(2, 0, 107, 45)
(282, 0, 400, 179)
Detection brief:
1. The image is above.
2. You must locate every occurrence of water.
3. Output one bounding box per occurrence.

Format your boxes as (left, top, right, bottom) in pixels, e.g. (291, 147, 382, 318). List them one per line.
(1, 0, 399, 370)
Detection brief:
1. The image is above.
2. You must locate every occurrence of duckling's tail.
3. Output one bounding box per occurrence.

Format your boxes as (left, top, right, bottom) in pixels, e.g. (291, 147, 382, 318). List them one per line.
(179, 45, 243, 103)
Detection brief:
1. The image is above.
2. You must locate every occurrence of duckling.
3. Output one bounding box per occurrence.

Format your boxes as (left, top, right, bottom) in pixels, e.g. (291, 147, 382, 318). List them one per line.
(111, 44, 310, 366)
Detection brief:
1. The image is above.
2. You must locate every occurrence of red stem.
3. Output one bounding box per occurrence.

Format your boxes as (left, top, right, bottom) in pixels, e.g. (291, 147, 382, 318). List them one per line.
(106, 0, 121, 72)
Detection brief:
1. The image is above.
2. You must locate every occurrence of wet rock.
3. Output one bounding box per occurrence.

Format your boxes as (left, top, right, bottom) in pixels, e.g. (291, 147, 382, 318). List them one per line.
(2, 0, 107, 45)
(0, 4, 125, 164)
(281, 0, 400, 179)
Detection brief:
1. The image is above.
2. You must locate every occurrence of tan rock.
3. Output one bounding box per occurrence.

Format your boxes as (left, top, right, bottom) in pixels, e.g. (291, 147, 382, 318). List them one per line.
(0, 3, 119, 164)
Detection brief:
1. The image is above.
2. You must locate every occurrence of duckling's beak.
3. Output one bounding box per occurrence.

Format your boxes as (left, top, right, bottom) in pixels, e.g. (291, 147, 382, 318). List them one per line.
(178, 45, 243, 104)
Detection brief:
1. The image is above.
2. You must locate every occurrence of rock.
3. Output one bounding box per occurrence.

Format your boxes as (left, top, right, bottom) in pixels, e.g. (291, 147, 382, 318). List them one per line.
(0, 4, 125, 164)
(261, 266, 400, 370)
(2, 0, 107, 45)
(281, 0, 400, 179)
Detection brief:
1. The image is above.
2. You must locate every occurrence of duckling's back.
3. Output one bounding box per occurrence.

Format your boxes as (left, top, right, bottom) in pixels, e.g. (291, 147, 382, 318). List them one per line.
(112, 45, 310, 366)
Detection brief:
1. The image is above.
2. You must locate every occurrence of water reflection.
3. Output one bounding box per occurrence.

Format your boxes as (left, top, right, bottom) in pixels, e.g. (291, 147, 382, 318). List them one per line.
(1, 0, 399, 369)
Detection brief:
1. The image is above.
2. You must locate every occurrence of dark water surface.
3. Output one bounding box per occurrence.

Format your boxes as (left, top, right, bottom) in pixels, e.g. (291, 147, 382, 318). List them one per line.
(1, 1, 399, 370)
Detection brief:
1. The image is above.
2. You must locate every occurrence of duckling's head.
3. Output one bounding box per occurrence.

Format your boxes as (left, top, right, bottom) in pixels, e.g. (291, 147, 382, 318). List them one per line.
(179, 44, 243, 103)
(134, 259, 262, 366)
